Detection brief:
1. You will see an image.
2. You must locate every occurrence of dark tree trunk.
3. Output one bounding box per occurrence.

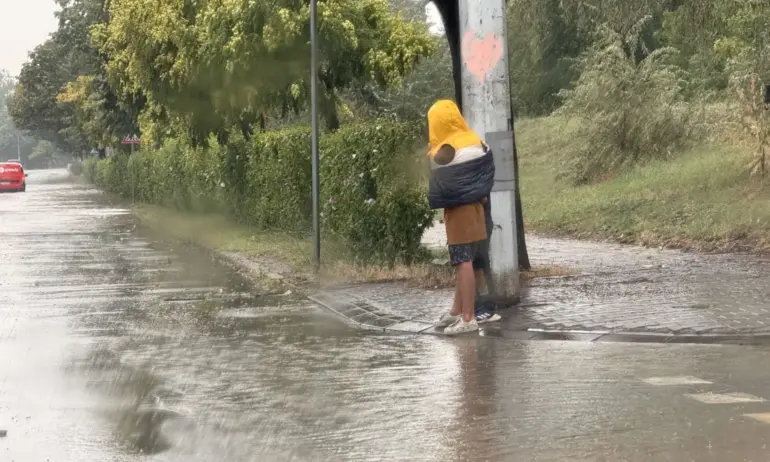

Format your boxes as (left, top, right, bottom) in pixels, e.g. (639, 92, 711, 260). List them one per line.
(434, 0, 463, 108)
(323, 109, 340, 132)
(259, 112, 267, 131)
(215, 129, 228, 146)
(281, 98, 288, 119)
(239, 121, 253, 140)
(319, 74, 341, 131)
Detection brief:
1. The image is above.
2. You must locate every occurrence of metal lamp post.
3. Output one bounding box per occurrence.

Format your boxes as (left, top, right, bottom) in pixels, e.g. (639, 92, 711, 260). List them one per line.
(310, 0, 321, 271)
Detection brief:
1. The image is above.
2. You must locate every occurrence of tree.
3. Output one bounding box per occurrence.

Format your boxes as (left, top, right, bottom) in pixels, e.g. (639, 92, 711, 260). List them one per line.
(0, 71, 18, 156)
(8, 0, 139, 154)
(506, 0, 587, 115)
(94, 0, 436, 143)
(57, 74, 142, 148)
(0, 70, 36, 163)
(7, 39, 85, 151)
(344, 37, 454, 122)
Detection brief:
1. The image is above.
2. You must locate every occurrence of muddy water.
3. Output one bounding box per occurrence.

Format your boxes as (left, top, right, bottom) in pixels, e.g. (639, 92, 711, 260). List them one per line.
(4, 171, 770, 461)
(0, 171, 472, 460)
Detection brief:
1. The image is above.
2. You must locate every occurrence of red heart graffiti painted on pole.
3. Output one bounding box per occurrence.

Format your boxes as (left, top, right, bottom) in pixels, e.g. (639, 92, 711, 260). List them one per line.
(462, 31, 503, 83)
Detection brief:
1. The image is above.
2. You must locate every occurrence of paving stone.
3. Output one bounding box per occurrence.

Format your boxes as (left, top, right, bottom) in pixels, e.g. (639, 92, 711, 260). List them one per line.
(310, 229, 770, 336)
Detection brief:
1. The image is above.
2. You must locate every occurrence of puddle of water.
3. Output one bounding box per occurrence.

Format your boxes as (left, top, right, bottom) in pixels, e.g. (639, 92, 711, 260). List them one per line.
(12, 174, 770, 462)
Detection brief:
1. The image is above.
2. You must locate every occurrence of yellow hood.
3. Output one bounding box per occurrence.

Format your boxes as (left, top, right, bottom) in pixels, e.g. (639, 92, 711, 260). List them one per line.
(427, 100, 481, 157)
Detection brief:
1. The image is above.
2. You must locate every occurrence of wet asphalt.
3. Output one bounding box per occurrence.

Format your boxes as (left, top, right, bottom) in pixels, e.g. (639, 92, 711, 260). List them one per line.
(3, 170, 770, 461)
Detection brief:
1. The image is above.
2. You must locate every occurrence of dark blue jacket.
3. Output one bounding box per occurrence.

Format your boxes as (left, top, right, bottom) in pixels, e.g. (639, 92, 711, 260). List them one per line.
(427, 149, 495, 210)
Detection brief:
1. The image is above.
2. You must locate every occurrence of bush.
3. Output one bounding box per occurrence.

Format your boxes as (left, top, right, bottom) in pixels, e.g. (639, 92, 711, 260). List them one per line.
(67, 161, 84, 176)
(83, 158, 98, 181)
(84, 120, 433, 266)
(556, 19, 699, 184)
(245, 127, 313, 230)
(321, 121, 434, 265)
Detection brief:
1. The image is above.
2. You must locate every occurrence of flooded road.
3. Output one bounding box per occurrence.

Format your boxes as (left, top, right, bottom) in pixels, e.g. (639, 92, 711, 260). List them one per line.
(4, 170, 770, 461)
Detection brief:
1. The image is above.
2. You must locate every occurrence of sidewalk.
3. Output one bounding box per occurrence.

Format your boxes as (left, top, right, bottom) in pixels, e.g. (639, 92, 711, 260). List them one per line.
(310, 223, 770, 342)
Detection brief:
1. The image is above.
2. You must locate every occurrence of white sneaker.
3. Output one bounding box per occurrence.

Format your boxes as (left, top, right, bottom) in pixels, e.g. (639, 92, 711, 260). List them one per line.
(438, 312, 461, 327)
(444, 318, 479, 336)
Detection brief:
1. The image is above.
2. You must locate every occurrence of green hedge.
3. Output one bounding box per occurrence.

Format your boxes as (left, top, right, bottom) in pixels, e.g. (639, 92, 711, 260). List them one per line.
(321, 122, 433, 264)
(84, 120, 434, 265)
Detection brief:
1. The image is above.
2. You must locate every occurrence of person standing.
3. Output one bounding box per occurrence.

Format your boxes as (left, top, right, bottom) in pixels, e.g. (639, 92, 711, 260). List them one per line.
(426, 100, 496, 335)
(473, 196, 501, 323)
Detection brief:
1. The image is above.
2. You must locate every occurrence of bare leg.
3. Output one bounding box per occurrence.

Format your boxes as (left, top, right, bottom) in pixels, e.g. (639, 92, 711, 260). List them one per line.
(450, 278, 461, 316)
(457, 262, 476, 322)
(474, 268, 487, 295)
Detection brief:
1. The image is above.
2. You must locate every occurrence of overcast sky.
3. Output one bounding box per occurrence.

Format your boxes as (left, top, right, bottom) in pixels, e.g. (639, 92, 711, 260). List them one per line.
(0, 0, 58, 76)
(0, 0, 442, 77)
(425, 3, 443, 34)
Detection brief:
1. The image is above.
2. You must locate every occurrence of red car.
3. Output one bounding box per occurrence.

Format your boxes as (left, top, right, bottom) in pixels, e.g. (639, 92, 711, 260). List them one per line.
(0, 161, 27, 192)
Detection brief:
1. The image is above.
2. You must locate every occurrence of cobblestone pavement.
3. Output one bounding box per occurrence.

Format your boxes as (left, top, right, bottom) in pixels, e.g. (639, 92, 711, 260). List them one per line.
(310, 224, 770, 338)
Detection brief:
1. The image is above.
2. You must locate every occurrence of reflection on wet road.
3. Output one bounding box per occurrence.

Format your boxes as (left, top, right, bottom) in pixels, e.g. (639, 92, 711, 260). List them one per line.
(3, 170, 770, 461)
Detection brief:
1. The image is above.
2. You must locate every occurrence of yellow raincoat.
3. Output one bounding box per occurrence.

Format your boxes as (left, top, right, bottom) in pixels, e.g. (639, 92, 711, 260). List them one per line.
(427, 100, 482, 158)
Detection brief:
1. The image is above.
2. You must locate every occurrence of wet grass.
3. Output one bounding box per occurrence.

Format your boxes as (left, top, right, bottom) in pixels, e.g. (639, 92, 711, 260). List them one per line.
(518, 116, 770, 253)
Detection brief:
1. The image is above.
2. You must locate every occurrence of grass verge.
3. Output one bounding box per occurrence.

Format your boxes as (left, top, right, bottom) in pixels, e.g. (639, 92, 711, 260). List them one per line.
(133, 204, 565, 292)
(517, 116, 770, 253)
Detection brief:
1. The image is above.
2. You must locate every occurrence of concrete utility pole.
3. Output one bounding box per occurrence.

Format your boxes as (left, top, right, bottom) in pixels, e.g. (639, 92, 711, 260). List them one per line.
(458, 0, 519, 300)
